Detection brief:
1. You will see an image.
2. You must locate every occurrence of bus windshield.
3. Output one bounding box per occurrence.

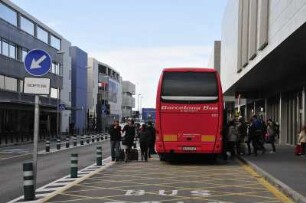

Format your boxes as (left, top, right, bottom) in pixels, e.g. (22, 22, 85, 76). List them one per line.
(161, 72, 218, 102)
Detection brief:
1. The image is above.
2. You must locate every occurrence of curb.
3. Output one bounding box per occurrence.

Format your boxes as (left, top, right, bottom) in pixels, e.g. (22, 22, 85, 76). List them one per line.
(237, 156, 306, 203)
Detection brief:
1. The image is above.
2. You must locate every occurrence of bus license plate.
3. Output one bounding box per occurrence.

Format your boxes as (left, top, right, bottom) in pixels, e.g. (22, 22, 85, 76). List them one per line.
(182, 146, 196, 151)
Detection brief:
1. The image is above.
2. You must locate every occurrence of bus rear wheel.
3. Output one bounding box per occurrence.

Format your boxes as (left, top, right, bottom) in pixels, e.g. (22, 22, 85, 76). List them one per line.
(159, 154, 166, 161)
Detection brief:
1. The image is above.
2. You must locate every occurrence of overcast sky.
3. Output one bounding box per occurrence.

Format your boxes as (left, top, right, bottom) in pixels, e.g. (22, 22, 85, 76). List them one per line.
(12, 0, 228, 109)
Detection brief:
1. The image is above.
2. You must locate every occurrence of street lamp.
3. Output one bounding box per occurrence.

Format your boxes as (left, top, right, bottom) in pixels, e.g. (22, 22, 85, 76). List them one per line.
(137, 93, 141, 118)
(56, 51, 64, 138)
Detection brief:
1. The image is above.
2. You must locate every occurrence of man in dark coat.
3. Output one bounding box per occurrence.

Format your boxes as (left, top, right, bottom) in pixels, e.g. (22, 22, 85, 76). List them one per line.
(109, 120, 121, 161)
(146, 121, 156, 158)
(122, 119, 136, 162)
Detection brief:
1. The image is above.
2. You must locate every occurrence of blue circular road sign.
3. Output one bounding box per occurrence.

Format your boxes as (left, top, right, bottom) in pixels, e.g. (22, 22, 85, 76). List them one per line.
(24, 49, 52, 76)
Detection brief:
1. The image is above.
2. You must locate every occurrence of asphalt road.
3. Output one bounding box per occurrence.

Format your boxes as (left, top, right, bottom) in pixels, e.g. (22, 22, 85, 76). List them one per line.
(0, 140, 111, 203)
(46, 156, 292, 203)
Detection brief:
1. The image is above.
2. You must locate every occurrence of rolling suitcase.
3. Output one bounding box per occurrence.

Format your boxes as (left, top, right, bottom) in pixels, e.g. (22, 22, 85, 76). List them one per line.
(129, 149, 139, 160)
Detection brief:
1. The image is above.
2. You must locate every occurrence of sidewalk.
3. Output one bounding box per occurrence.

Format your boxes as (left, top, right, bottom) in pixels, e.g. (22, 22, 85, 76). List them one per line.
(239, 144, 306, 203)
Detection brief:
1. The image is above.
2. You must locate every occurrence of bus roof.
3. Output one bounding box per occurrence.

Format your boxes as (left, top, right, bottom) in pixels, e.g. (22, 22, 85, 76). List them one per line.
(162, 67, 217, 73)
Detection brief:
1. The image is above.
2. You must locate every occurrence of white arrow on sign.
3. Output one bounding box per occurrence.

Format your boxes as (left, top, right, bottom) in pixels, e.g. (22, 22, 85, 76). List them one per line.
(30, 55, 47, 69)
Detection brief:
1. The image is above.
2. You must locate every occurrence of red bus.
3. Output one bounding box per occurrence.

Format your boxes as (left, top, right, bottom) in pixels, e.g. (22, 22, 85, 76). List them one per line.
(155, 68, 224, 160)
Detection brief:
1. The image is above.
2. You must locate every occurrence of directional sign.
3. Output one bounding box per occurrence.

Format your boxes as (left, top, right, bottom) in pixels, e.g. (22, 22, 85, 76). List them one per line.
(24, 49, 52, 76)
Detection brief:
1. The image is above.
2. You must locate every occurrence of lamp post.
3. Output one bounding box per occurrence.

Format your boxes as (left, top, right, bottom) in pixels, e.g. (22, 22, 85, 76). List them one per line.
(137, 93, 141, 119)
(56, 51, 64, 138)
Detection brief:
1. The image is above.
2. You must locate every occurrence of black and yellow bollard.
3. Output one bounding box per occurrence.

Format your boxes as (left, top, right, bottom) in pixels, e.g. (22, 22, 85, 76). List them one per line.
(70, 154, 78, 178)
(23, 162, 35, 200)
(73, 136, 77, 147)
(101, 134, 104, 140)
(96, 146, 102, 166)
(45, 140, 50, 152)
(91, 135, 95, 143)
(56, 138, 61, 150)
(66, 137, 70, 148)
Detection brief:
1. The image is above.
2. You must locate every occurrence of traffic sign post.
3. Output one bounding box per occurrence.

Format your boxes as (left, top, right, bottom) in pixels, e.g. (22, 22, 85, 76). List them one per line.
(24, 49, 52, 192)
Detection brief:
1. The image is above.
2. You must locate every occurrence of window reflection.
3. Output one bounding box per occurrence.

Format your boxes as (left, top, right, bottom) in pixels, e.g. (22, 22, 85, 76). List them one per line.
(20, 16, 34, 36)
(0, 2, 17, 26)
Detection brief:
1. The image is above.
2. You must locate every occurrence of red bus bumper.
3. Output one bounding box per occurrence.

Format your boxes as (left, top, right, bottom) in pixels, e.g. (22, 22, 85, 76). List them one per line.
(155, 141, 222, 154)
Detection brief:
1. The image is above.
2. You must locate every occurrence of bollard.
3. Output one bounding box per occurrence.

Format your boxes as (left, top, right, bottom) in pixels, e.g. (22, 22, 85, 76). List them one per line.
(97, 134, 100, 142)
(92, 135, 95, 143)
(80, 136, 84, 145)
(105, 134, 108, 140)
(45, 140, 50, 152)
(101, 134, 104, 140)
(71, 154, 78, 178)
(73, 136, 77, 147)
(23, 162, 35, 200)
(86, 135, 90, 144)
(96, 146, 102, 166)
(66, 137, 70, 148)
(56, 139, 61, 150)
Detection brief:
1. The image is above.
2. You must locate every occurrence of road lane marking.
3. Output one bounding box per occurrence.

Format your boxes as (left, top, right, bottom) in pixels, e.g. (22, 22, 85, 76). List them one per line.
(238, 159, 293, 203)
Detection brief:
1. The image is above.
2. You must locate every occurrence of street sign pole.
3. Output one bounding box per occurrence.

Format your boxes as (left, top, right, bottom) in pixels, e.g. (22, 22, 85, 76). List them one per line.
(23, 49, 52, 195)
(33, 95, 40, 190)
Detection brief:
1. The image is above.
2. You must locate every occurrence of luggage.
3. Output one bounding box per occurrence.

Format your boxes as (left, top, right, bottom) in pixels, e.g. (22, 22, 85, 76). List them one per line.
(129, 149, 139, 160)
(119, 149, 125, 161)
(295, 144, 302, 156)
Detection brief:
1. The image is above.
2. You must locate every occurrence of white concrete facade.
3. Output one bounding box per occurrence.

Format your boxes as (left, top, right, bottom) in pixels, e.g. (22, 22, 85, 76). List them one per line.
(60, 39, 72, 134)
(87, 58, 99, 118)
(221, 0, 306, 93)
(221, 0, 306, 145)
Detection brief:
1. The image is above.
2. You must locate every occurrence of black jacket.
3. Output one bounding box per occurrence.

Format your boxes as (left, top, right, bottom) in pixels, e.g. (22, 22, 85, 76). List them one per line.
(109, 125, 121, 141)
(146, 125, 156, 145)
(122, 125, 135, 147)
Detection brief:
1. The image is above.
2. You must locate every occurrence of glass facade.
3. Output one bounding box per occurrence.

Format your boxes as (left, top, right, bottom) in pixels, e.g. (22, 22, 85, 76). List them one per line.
(4, 76, 17, 92)
(2, 40, 9, 56)
(37, 26, 48, 44)
(20, 16, 34, 36)
(50, 35, 61, 50)
(9, 44, 16, 59)
(21, 48, 28, 62)
(0, 2, 17, 26)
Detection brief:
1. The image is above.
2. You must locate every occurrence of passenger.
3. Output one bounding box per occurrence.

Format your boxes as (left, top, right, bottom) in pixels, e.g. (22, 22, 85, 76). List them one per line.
(227, 119, 238, 159)
(122, 119, 136, 162)
(298, 126, 306, 156)
(247, 117, 254, 155)
(139, 124, 149, 161)
(237, 116, 247, 155)
(267, 119, 276, 153)
(109, 120, 122, 162)
(146, 121, 156, 158)
(252, 115, 266, 156)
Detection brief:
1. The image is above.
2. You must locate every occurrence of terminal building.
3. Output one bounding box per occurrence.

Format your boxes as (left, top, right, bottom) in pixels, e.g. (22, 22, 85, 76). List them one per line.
(121, 81, 136, 121)
(221, 0, 306, 145)
(87, 58, 124, 132)
(0, 0, 71, 144)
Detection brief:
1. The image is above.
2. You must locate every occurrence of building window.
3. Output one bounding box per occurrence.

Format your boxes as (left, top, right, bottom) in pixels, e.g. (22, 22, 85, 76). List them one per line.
(37, 26, 48, 44)
(21, 48, 28, 62)
(69, 92, 71, 102)
(50, 35, 61, 50)
(0, 75, 4, 89)
(2, 40, 9, 56)
(51, 62, 60, 75)
(19, 79, 23, 93)
(20, 16, 34, 36)
(50, 88, 58, 98)
(4, 76, 17, 92)
(0, 2, 17, 26)
(9, 43, 16, 59)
